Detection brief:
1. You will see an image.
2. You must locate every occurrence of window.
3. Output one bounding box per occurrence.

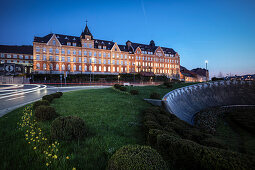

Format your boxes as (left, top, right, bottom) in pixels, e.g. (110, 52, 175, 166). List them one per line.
(62, 64, 65, 70)
(73, 43, 76, 46)
(103, 53, 106, 57)
(50, 64, 53, 70)
(85, 65, 87, 71)
(98, 46, 101, 49)
(7, 54, 11, 58)
(94, 66, 97, 71)
(73, 57, 76, 62)
(56, 56, 59, 61)
(103, 60, 106, 64)
(1, 53, 4, 58)
(49, 48, 53, 53)
(89, 58, 92, 63)
(68, 64, 71, 70)
(67, 42, 71, 46)
(73, 65, 76, 71)
(117, 67, 119, 72)
(108, 53, 110, 58)
(94, 52, 97, 57)
(117, 60, 119, 65)
(108, 66, 110, 72)
(117, 54, 119, 58)
(43, 55, 46, 61)
(99, 66, 101, 71)
(67, 57, 70, 62)
(84, 43, 87, 47)
(67, 50, 70, 55)
(36, 63, 40, 69)
(43, 48, 46, 53)
(25, 55, 28, 59)
(94, 59, 97, 64)
(99, 59, 101, 64)
(49, 56, 53, 61)
(99, 52, 101, 57)
(56, 64, 59, 70)
(121, 61, 123, 65)
(89, 44, 92, 48)
(121, 54, 123, 58)
(36, 47, 40, 52)
(89, 51, 92, 56)
(79, 57, 81, 63)
(53, 40, 56, 45)
(125, 61, 127, 65)
(79, 65, 81, 71)
(62, 57, 65, 62)
(104, 66, 106, 72)
(84, 58, 87, 63)
(108, 59, 110, 64)
(103, 46, 106, 49)
(89, 66, 92, 71)
(79, 50, 81, 55)
(112, 60, 115, 65)
(113, 66, 115, 72)
(56, 49, 59, 54)
(62, 49, 65, 54)
(125, 55, 127, 59)
(43, 63, 46, 70)
(112, 54, 115, 58)
(36, 55, 40, 60)
(13, 55, 17, 58)
(73, 50, 76, 55)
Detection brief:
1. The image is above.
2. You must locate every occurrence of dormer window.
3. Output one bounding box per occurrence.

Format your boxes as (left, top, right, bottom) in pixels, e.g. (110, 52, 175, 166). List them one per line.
(65, 36, 68, 39)
(73, 43, 76, 46)
(53, 40, 56, 45)
(98, 45, 101, 49)
(67, 42, 71, 46)
(115, 47, 117, 51)
(103, 46, 106, 49)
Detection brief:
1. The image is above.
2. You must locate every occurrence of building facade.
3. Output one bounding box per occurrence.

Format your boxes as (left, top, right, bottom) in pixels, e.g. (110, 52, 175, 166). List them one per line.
(33, 24, 180, 78)
(0, 45, 33, 75)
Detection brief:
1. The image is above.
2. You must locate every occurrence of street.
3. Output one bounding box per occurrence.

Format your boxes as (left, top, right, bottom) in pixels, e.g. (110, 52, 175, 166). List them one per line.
(0, 84, 109, 117)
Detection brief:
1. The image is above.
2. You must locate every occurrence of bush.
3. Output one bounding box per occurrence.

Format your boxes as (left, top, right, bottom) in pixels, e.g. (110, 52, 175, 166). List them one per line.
(156, 134, 255, 170)
(35, 105, 58, 121)
(150, 92, 161, 99)
(51, 92, 61, 98)
(119, 86, 127, 91)
(33, 100, 50, 109)
(42, 95, 54, 103)
(56, 92, 63, 96)
(114, 84, 121, 89)
(51, 116, 87, 140)
(163, 81, 173, 88)
(107, 145, 168, 170)
(130, 89, 139, 95)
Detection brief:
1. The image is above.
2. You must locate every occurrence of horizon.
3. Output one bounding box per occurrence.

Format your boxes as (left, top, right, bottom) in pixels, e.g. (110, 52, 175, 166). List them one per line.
(0, 0, 254, 77)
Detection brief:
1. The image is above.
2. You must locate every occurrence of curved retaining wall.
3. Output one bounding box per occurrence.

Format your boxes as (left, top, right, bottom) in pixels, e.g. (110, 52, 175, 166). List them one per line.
(162, 80, 255, 125)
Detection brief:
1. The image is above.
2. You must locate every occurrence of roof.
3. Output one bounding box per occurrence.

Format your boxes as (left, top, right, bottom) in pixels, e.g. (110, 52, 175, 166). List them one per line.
(191, 68, 207, 77)
(34, 25, 177, 55)
(0, 45, 33, 55)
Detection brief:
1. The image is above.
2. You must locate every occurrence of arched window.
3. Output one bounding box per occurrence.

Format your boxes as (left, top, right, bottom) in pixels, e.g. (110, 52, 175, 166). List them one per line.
(56, 64, 59, 70)
(89, 65, 92, 71)
(73, 65, 76, 71)
(50, 64, 53, 70)
(99, 66, 101, 71)
(68, 64, 71, 70)
(62, 64, 65, 71)
(43, 63, 46, 70)
(108, 66, 110, 72)
(94, 66, 97, 72)
(85, 65, 87, 71)
(79, 65, 81, 71)
(104, 66, 106, 72)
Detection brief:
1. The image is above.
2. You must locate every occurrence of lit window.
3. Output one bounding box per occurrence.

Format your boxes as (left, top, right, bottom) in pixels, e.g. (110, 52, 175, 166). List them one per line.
(103, 46, 106, 49)
(99, 66, 101, 71)
(67, 57, 70, 62)
(62, 49, 65, 54)
(43, 63, 46, 70)
(108, 66, 110, 71)
(53, 40, 56, 45)
(68, 64, 71, 70)
(62, 57, 65, 62)
(73, 65, 76, 71)
(85, 65, 87, 71)
(49, 48, 53, 53)
(62, 64, 65, 70)
(79, 65, 81, 71)
(36, 47, 40, 52)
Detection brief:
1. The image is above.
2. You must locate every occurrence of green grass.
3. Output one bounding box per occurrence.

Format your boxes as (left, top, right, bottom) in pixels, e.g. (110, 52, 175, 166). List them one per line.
(0, 83, 194, 170)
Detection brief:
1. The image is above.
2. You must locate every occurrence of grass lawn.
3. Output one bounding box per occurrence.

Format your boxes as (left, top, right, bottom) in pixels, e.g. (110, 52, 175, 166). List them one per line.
(0, 83, 194, 170)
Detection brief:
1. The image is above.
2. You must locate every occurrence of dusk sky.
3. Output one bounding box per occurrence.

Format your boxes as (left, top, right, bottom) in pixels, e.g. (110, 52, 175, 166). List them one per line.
(0, 0, 254, 77)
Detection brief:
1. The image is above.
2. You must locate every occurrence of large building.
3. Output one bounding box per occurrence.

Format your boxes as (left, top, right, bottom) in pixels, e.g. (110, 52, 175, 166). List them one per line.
(0, 45, 33, 75)
(33, 24, 180, 78)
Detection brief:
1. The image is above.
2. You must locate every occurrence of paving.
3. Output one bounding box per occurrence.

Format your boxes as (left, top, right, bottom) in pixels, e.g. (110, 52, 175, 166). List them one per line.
(0, 84, 110, 117)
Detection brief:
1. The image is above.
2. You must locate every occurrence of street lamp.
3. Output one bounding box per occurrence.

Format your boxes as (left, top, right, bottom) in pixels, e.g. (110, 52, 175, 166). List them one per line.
(205, 60, 208, 81)
(118, 75, 120, 83)
(90, 57, 94, 83)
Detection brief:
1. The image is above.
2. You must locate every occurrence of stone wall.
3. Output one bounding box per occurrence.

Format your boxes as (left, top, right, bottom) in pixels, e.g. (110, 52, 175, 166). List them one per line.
(162, 80, 255, 125)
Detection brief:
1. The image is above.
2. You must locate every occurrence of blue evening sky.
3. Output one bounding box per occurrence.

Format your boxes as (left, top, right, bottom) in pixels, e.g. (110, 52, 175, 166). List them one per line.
(0, 0, 254, 77)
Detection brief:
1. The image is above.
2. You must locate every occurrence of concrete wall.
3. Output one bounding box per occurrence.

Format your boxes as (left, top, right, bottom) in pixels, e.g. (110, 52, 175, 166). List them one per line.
(162, 80, 255, 125)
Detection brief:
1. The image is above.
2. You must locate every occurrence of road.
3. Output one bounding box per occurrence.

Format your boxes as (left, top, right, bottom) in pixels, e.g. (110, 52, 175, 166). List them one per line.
(0, 84, 109, 117)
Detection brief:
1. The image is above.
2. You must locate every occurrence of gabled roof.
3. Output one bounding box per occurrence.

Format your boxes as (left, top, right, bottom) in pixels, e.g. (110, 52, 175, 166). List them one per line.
(191, 68, 207, 77)
(0, 45, 33, 55)
(93, 39, 115, 50)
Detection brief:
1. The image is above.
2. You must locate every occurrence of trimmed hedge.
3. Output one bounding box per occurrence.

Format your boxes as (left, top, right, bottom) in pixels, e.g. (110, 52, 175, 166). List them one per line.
(51, 116, 87, 140)
(35, 105, 58, 121)
(56, 92, 63, 96)
(113, 84, 121, 89)
(42, 95, 54, 103)
(163, 82, 173, 88)
(33, 100, 50, 109)
(51, 92, 61, 98)
(130, 89, 139, 95)
(150, 92, 161, 99)
(157, 134, 255, 170)
(119, 86, 127, 91)
(107, 145, 168, 170)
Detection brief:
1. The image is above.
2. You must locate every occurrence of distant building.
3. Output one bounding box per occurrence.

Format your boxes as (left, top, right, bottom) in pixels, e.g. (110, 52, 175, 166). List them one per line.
(225, 74, 255, 81)
(180, 66, 208, 82)
(0, 45, 33, 75)
(33, 23, 180, 78)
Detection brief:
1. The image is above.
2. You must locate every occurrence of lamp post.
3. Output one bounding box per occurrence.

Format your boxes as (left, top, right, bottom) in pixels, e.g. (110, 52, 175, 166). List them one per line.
(118, 75, 120, 83)
(205, 60, 208, 81)
(90, 57, 94, 83)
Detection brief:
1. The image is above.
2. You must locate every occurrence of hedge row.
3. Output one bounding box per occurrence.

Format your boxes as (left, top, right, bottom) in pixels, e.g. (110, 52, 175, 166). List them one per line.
(143, 107, 254, 169)
(113, 84, 139, 95)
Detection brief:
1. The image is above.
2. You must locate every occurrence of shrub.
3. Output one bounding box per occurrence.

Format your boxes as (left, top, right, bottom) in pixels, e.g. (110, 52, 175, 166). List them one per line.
(51, 116, 87, 140)
(51, 92, 61, 98)
(56, 92, 63, 96)
(107, 145, 168, 170)
(33, 100, 50, 109)
(42, 95, 54, 103)
(130, 89, 139, 95)
(119, 86, 127, 91)
(35, 105, 58, 121)
(113, 84, 121, 89)
(163, 81, 173, 88)
(144, 121, 163, 131)
(150, 92, 161, 99)
(156, 134, 255, 170)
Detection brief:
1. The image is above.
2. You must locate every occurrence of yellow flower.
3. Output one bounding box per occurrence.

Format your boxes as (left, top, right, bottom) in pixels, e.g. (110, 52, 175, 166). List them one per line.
(46, 163, 49, 166)
(72, 168, 76, 170)
(53, 155, 57, 159)
(66, 156, 70, 160)
(33, 147, 36, 150)
(48, 154, 52, 157)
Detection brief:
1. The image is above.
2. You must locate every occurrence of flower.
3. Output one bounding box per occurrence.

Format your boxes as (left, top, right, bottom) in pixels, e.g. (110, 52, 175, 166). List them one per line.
(72, 168, 76, 170)
(53, 155, 57, 159)
(46, 163, 49, 166)
(33, 147, 36, 150)
(66, 156, 70, 160)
